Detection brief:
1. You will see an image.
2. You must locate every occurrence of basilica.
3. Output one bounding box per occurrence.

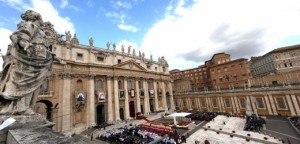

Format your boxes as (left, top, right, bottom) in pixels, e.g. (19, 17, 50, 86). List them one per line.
(35, 34, 175, 134)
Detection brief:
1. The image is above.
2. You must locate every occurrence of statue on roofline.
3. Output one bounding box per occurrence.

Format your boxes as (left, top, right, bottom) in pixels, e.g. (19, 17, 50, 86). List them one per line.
(106, 41, 110, 50)
(89, 37, 94, 47)
(113, 43, 116, 50)
(0, 10, 65, 115)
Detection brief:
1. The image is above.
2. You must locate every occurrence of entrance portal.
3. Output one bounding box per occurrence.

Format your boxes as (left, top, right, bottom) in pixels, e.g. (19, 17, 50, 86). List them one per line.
(96, 105, 105, 124)
(120, 108, 124, 120)
(149, 98, 154, 112)
(129, 101, 135, 118)
(36, 100, 53, 121)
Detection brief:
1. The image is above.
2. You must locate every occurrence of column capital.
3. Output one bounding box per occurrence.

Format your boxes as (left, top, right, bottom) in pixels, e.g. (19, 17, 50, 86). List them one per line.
(87, 74, 95, 80)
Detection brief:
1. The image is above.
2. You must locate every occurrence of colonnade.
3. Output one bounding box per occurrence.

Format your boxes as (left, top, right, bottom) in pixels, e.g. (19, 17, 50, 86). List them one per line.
(175, 92, 300, 117)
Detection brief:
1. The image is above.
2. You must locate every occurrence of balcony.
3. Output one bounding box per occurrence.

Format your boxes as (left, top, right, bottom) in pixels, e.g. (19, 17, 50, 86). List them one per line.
(38, 91, 53, 98)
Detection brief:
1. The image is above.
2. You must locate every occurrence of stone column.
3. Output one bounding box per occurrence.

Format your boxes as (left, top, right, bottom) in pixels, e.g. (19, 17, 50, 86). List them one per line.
(114, 77, 120, 121)
(220, 97, 225, 112)
(161, 81, 168, 111)
(135, 79, 141, 113)
(88, 75, 96, 127)
(268, 94, 278, 115)
(231, 96, 236, 113)
(233, 96, 240, 113)
(124, 77, 130, 119)
(197, 98, 202, 111)
(107, 76, 113, 122)
(286, 94, 296, 116)
(205, 97, 209, 111)
(167, 81, 175, 110)
(246, 96, 253, 115)
(250, 95, 257, 114)
(291, 94, 300, 115)
(264, 95, 272, 115)
(153, 80, 159, 111)
(217, 97, 222, 112)
(61, 74, 71, 133)
(143, 79, 149, 114)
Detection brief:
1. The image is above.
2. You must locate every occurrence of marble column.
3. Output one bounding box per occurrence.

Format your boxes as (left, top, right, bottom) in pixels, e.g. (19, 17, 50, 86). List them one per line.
(143, 79, 149, 114)
(286, 94, 296, 116)
(61, 75, 71, 133)
(250, 96, 257, 114)
(205, 97, 209, 111)
(167, 81, 175, 110)
(107, 76, 113, 122)
(88, 75, 96, 127)
(268, 94, 278, 115)
(135, 79, 141, 113)
(291, 94, 300, 115)
(231, 96, 237, 113)
(233, 96, 240, 113)
(124, 77, 130, 119)
(153, 80, 159, 111)
(217, 97, 222, 112)
(264, 95, 272, 115)
(197, 98, 202, 111)
(114, 77, 120, 121)
(161, 81, 168, 111)
(220, 97, 225, 112)
(246, 96, 253, 115)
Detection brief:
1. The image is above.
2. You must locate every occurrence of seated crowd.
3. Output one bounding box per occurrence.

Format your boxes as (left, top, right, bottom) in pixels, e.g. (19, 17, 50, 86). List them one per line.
(289, 116, 300, 130)
(185, 112, 217, 121)
(244, 114, 265, 131)
(97, 124, 181, 144)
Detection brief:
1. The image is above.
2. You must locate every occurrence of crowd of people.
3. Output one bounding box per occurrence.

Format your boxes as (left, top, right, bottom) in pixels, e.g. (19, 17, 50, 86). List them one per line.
(244, 114, 265, 131)
(289, 116, 300, 131)
(185, 112, 217, 121)
(97, 123, 183, 144)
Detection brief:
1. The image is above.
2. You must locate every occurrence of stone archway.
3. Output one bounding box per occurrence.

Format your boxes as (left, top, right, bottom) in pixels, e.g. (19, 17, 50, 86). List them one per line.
(36, 100, 53, 121)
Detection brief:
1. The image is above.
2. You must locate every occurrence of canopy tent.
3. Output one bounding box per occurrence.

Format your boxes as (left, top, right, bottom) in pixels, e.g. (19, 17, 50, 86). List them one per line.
(167, 112, 191, 125)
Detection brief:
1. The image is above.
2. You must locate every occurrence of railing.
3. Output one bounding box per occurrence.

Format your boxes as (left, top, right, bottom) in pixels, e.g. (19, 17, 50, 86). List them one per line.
(38, 91, 54, 97)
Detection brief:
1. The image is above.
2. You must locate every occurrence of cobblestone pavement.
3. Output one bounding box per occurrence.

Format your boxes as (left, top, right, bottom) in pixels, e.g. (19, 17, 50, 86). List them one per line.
(261, 115, 300, 144)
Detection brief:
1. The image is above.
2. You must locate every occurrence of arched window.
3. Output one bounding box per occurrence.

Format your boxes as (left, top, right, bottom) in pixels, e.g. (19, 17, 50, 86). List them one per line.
(138, 81, 142, 89)
(118, 80, 123, 89)
(96, 80, 103, 91)
(77, 79, 83, 90)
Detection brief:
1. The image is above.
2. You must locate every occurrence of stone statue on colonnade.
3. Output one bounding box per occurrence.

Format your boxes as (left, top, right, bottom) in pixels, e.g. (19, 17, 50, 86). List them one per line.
(0, 10, 65, 115)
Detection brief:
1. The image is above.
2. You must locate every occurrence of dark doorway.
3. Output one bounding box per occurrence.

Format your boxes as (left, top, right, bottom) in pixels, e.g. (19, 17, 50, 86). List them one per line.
(129, 101, 135, 118)
(149, 98, 154, 112)
(141, 105, 144, 114)
(166, 92, 171, 110)
(96, 105, 105, 124)
(36, 100, 53, 121)
(120, 108, 124, 120)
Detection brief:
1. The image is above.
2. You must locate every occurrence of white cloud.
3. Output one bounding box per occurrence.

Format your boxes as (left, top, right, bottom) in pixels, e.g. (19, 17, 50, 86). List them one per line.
(60, 0, 68, 8)
(0, 28, 13, 71)
(113, 1, 132, 9)
(0, 0, 30, 11)
(118, 24, 138, 32)
(140, 0, 300, 70)
(87, 0, 93, 7)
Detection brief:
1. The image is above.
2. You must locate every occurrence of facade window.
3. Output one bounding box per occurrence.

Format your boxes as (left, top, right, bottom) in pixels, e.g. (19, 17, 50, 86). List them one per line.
(97, 55, 104, 62)
(239, 98, 246, 108)
(225, 99, 231, 107)
(96, 80, 103, 91)
(213, 99, 218, 107)
(41, 78, 49, 92)
(183, 100, 187, 106)
(155, 67, 157, 71)
(201, 100, 206, 107)
(76, 53, 83, 60)
(192, 101, 195, 107)
(256, 98, 265, 109)
(163, 67, 166, 72)
(276, 97, 286, 109)
(77, 79, 83, 90)
(240, 63, 244, 68)
(147, 65, 150, 69)
(118, 80, 123, 89)
(118, 59, 121, 64)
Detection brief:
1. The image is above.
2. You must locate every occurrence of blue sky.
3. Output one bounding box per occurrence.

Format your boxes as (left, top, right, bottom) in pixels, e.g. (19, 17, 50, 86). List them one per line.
(1, 0, 300, 71)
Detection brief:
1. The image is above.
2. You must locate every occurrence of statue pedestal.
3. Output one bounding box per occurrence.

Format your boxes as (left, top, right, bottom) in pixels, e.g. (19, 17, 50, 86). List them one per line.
(0, 114, 73, 144)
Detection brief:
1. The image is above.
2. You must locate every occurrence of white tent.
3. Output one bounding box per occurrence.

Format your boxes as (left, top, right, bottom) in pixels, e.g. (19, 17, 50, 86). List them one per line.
(167, 112, 191, 125)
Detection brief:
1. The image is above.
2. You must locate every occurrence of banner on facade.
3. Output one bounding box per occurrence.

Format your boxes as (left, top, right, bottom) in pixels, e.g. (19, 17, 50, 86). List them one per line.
(98, 92, 105, 102)
(75, 91, 86, 106)
(129, 89, 135, 97)
(119, 90, 125, 99)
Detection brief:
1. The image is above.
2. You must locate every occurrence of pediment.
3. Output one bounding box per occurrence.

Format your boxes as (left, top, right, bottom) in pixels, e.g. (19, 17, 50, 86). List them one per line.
(113, 60, 147, 71)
